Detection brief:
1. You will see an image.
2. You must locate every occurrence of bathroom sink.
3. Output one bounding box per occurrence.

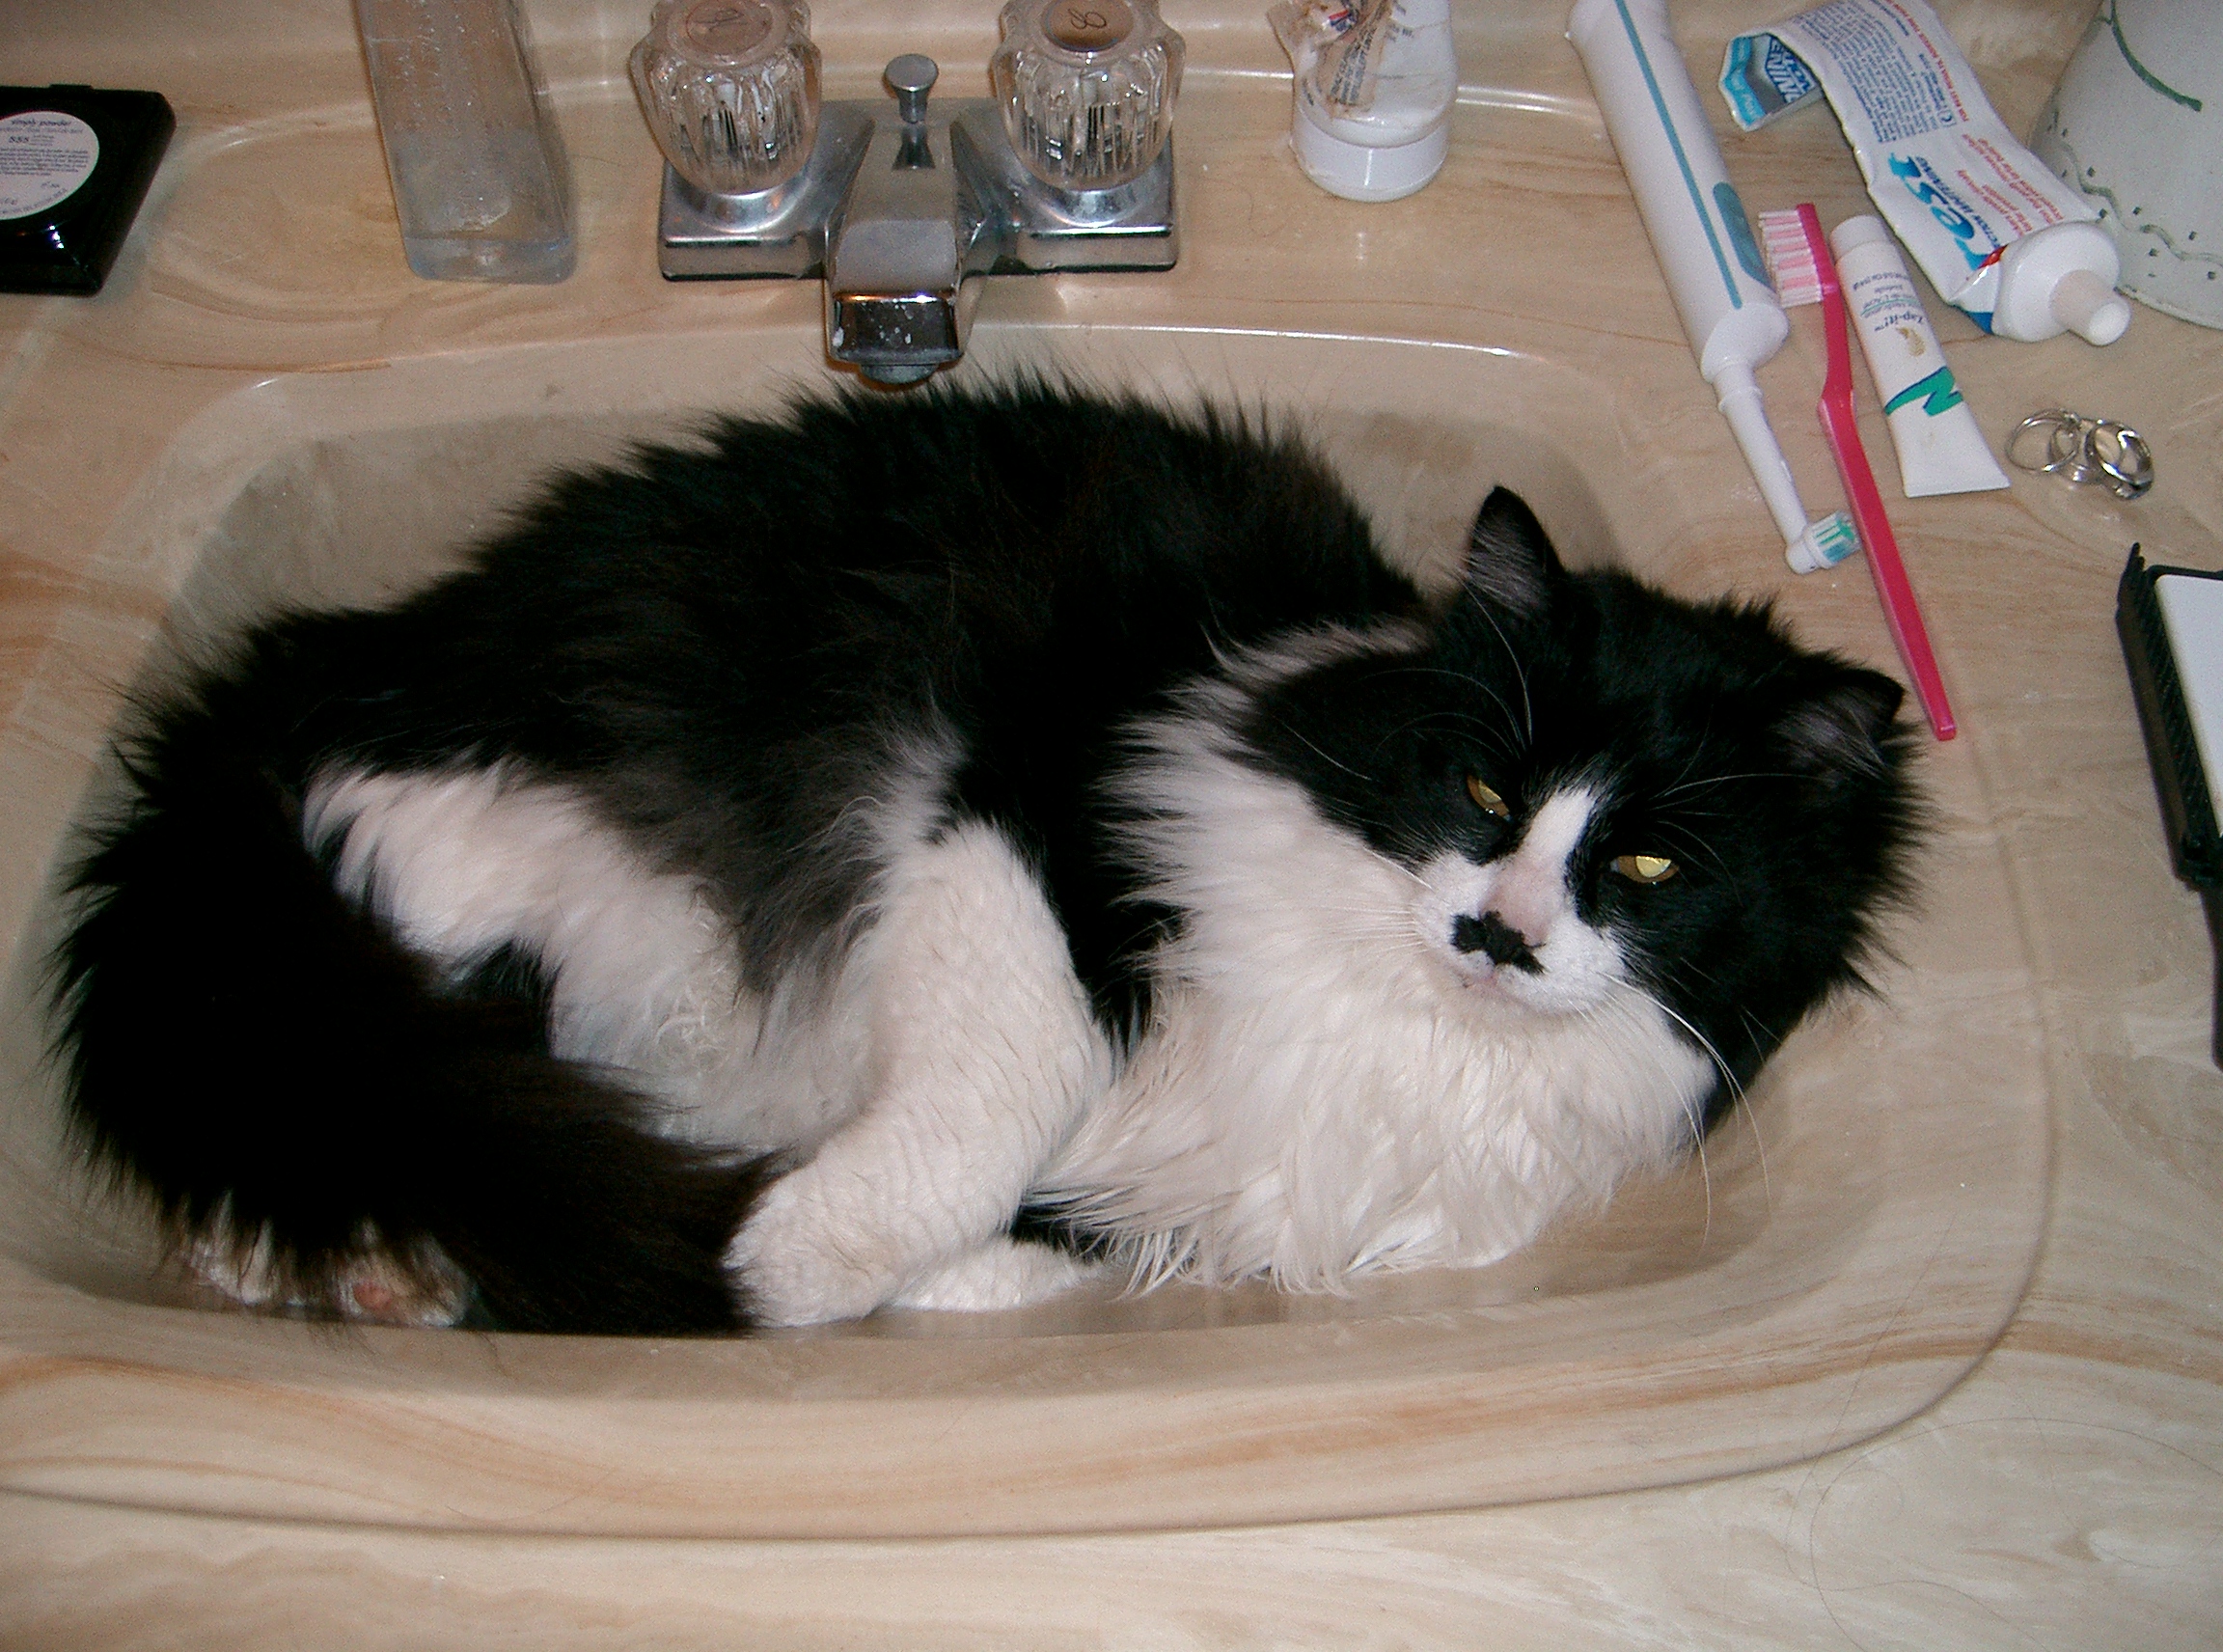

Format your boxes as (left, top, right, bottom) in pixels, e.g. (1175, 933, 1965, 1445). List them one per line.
(0, 317, 2048, 1538)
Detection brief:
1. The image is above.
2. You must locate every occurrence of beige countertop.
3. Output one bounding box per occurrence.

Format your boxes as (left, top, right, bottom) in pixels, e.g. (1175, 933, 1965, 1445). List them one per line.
(2, 0, 2218, 1644)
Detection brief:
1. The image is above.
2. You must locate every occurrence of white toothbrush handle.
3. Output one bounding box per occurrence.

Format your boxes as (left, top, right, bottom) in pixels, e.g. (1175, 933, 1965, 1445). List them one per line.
(1713, 362, 1810, 546)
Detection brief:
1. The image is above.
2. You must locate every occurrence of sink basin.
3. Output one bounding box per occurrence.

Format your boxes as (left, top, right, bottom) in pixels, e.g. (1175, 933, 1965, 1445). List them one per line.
(0, 316, 2048, 1538)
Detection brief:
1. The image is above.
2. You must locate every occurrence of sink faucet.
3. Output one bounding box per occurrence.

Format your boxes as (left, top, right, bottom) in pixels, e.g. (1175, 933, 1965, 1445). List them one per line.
(635, 11, 1183, 388)
(822, 55, 979, 386)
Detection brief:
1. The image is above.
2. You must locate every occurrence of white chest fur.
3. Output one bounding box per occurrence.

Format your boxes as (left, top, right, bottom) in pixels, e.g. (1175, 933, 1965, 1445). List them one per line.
(1037, 715, 1712, 1288)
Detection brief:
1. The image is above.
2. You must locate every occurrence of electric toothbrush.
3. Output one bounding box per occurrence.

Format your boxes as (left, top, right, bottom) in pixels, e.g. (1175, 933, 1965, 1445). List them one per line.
(1567, 0, 1855, 574)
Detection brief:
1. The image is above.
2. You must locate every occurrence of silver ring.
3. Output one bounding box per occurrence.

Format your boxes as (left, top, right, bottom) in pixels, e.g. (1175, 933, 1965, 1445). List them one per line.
(2088, 421, 2154, 499)
(2009, 409, 2154, 499)
(2008, 409, 2083, 474)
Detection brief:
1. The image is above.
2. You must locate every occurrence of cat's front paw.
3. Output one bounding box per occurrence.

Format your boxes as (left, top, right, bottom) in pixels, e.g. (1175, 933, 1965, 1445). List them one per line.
(725, 1175, 906, 1327)
(727, 1184, 1097, 1326)
(889, 1238, 1103, 1313)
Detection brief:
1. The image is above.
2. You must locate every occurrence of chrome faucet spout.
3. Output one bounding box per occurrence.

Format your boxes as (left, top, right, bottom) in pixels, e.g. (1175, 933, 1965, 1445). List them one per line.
(824, 58, 983, 387)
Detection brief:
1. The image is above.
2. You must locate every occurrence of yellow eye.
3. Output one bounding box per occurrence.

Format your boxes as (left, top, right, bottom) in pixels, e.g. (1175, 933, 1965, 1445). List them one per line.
(1613, 854, 1678, 885)
(1466, 775, 1511, 818)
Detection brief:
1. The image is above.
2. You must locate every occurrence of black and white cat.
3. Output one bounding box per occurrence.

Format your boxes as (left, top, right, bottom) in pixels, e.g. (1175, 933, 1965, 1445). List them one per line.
(51, 384, 1922, 1335)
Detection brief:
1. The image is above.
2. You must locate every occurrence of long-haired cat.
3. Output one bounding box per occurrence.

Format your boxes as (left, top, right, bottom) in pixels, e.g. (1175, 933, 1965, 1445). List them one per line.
(50, 384, 1921, 1335)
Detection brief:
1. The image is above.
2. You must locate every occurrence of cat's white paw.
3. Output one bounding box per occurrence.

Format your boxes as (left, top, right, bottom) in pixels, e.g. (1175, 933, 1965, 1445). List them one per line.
(728, 1180, 1098, 1325)
(726, 1175, 908, 1326)
(890, 1238, 1102, 1312)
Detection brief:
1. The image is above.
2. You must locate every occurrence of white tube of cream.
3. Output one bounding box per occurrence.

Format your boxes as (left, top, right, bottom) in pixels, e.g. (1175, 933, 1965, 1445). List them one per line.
(1830, 215, 2009, 497)
(1719, 0, 2132, 345)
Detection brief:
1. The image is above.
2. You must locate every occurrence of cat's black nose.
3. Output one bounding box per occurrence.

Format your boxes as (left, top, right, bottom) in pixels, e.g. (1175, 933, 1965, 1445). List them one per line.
(1450, 911, 1542, 973)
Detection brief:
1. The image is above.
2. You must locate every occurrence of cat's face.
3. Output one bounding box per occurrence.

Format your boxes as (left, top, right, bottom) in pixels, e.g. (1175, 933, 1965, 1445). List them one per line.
(1246, 490, 1922, 1112)
(1406, 781, 1636, 1018)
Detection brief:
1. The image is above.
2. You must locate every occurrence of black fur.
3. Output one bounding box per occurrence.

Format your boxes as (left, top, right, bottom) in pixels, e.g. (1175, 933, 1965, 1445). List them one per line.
(49, 386, 1427, 1334)
(55, 674, 769, 1334)
(48, 385, 1921, 1335)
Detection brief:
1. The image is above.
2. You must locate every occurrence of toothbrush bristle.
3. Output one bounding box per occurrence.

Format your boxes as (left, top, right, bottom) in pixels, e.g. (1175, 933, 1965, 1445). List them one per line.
(1813, 510, 1859, 562)
(1758, 206, 1825, 308)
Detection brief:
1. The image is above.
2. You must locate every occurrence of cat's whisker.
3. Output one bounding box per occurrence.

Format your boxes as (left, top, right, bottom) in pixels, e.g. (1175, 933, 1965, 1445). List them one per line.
(1660, 955, 1725, 993)
(1653, 820, 1731, 878)
(1655, 768, 1806, 800)
(1737, 1089, 1773, 1214)
(1584, 994, 1715, 1242)
(1629, 989, 1741, 1132)
(1637, 988, 1776, 1224)
(1300, 903, 1412, 923)
(1619, 965, 1774, 1225)
(1731, 1010, 1780, 1210)
(1373, 663, 1509, 698)
(1457, 600, 1536, 744)
(1315, 922, 1426, 948)
(1371, 709, 1517, 755)
(1265, 714, 1370, 783)
(1353, 846, 1433, 893)
(1369, 665, 1527, 751)
(1662, 730, 1715, 799)
(1675, 1076, 1715, 1246)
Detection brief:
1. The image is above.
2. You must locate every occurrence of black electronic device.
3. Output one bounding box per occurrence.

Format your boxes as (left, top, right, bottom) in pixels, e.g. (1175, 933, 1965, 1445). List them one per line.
(2119, 545, 2223, 1065)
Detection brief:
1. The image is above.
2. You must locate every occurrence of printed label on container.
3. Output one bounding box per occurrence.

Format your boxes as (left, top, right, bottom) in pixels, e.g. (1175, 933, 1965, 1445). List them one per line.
(0, 111, 100, 221)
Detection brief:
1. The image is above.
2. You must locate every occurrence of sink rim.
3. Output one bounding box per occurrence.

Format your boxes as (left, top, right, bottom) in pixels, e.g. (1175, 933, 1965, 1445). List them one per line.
(0, 323, 2051, 1536)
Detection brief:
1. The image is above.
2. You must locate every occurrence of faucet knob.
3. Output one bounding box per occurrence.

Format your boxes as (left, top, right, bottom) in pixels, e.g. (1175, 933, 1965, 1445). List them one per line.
(885, 54, 939, 124)
(989, 0, 1185, 191)
(629, 0, 822, 197)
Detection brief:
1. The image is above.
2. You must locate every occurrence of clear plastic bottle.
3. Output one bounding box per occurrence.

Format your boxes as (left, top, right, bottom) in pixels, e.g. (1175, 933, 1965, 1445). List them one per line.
(355, 0, 576, 283)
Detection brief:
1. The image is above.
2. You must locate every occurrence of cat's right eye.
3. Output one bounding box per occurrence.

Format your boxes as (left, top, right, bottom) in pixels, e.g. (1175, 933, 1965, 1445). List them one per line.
(1465, 775, 1511, 818)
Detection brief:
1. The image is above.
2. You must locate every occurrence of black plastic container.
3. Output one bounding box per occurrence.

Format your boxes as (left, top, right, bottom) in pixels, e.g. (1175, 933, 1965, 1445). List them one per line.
(1, 85, 175, 295)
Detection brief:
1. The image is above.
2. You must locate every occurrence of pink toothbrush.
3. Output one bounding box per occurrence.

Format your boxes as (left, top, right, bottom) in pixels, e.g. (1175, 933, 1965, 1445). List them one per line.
(1760, 204, 1957, 742)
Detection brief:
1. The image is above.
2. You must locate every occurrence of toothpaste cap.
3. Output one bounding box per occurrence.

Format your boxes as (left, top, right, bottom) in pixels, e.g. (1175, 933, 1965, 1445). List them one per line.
(1828, 213, 1894, 261)
(2047, 268, 2132, 347)
(1994, 221, 2131, 345)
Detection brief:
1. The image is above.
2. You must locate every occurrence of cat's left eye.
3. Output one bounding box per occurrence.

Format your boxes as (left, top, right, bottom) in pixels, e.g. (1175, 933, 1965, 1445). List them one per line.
(1612, 853, 1678, 885)
(1466, 775, 1511, 818)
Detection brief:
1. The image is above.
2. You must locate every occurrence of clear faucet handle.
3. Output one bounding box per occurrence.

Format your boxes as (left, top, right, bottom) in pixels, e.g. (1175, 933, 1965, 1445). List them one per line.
(989, 0, 1185, 192)
(629, 0, 821, 197)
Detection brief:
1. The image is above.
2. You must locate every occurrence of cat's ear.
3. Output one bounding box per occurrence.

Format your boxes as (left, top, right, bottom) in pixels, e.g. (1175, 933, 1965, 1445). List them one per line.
(1775, 668, 1907, 777)
(1460, 488, 1565, 620)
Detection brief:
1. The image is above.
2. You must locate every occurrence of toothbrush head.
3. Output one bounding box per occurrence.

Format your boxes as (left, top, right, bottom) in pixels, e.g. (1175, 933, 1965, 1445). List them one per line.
(1786, 509, 1860, 574)
(1758, 204, 1833, 308)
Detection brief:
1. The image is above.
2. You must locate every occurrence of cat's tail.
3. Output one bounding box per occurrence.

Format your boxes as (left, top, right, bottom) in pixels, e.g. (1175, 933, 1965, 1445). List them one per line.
(47, 646, 765, 1335)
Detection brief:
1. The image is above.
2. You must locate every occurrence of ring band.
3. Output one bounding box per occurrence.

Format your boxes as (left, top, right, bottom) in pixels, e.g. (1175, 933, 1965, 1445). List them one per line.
(2008, 409, 2154, 500)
